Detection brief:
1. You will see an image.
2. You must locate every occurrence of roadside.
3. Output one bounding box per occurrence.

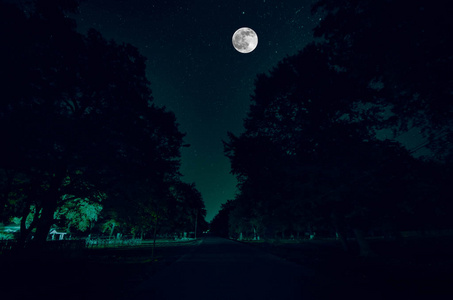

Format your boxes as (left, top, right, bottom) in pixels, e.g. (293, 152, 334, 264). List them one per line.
(240, 237, 453, 299)
(0, 239, 201, 300)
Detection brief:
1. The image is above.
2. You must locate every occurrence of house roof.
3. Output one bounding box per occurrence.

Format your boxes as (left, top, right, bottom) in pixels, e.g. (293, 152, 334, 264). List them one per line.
(49, 228, 68, 234)
(0, 223, 20, 233)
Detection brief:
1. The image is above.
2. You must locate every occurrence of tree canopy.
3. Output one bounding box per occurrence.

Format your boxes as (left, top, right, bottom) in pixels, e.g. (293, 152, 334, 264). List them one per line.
(216, 0, 453, 256)
(312, 0, 452, 157)
(0, 0, 206, 245)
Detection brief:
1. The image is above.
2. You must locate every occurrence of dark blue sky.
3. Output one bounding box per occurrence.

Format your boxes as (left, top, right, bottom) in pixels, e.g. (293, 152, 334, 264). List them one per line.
(73, 0, 321, 221)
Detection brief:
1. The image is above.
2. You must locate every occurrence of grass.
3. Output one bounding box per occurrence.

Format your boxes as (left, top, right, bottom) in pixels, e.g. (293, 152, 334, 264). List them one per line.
(241, 236, 453, 298)
(0, 240, 200, 300)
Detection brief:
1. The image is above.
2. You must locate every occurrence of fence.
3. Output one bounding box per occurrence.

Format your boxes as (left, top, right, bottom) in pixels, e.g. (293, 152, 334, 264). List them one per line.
(400, 229, 453, 238)
(0, 240, 17, 253)
(85, 236, 142, 248)
(0, 239, 86, 254)
(0, 236, 199, 254)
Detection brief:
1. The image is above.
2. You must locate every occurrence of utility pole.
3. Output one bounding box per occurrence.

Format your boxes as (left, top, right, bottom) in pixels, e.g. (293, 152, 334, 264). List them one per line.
(194, 210, 198, 239)
(152, 215, 158, 259)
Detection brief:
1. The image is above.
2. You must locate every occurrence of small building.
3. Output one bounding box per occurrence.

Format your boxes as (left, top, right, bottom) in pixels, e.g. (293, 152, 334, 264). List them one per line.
(0, 223, 20, 233)
(0, 223, 20, 240)
(49, 228, 68, 240)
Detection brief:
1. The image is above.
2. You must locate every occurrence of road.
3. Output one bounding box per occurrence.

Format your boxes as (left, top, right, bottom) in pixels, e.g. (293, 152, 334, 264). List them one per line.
(132, 236, 317, 300)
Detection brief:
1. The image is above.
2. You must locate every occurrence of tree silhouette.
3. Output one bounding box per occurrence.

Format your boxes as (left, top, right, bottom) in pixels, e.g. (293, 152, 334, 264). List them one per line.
(0, 1, 195, 245)
(222, 38, 449, 255)
(210, 200, 236, 238)
(312, 0, 453, 157)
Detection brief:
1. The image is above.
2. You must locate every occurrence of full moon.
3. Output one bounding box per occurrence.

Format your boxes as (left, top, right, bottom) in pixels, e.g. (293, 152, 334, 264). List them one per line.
(232, 27, 258, 53)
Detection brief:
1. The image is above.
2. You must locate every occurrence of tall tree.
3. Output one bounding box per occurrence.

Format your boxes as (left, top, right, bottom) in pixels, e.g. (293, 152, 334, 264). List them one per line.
(210, 200, 236, 238)
(0, 0, 186, 245)
(169, 181, 207, 237)
(224, 42, 430, 255)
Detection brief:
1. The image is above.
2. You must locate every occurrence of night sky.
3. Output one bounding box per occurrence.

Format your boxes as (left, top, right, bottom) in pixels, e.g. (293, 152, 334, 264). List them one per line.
(69, 0, 322, 221)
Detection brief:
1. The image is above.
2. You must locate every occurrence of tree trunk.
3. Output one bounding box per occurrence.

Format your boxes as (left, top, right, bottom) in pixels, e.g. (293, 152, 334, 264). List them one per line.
(336, 231, 349, 252)
(32, 165, 67, 247)
(17, 205, 38, 248)
(353, 228, 375, 257)
(152, 219, 158, 259)
(109, 223, 116, 238)
(331, 212, 350, 252)
(194, 210, 198, 239)
(0, 170, 13, 219)
(33, 202, 58, 246)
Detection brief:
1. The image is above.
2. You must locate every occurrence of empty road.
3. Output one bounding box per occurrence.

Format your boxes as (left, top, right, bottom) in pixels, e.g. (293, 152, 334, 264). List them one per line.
(133, 236, 317, 300)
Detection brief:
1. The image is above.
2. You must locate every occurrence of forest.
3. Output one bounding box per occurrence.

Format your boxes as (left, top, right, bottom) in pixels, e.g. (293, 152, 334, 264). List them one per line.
(211, 0, 453, 256)
(0, 0, 208, 248)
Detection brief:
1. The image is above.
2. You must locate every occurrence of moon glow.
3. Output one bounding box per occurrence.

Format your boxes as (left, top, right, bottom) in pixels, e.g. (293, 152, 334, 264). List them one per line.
(232, 27, 258, 53)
